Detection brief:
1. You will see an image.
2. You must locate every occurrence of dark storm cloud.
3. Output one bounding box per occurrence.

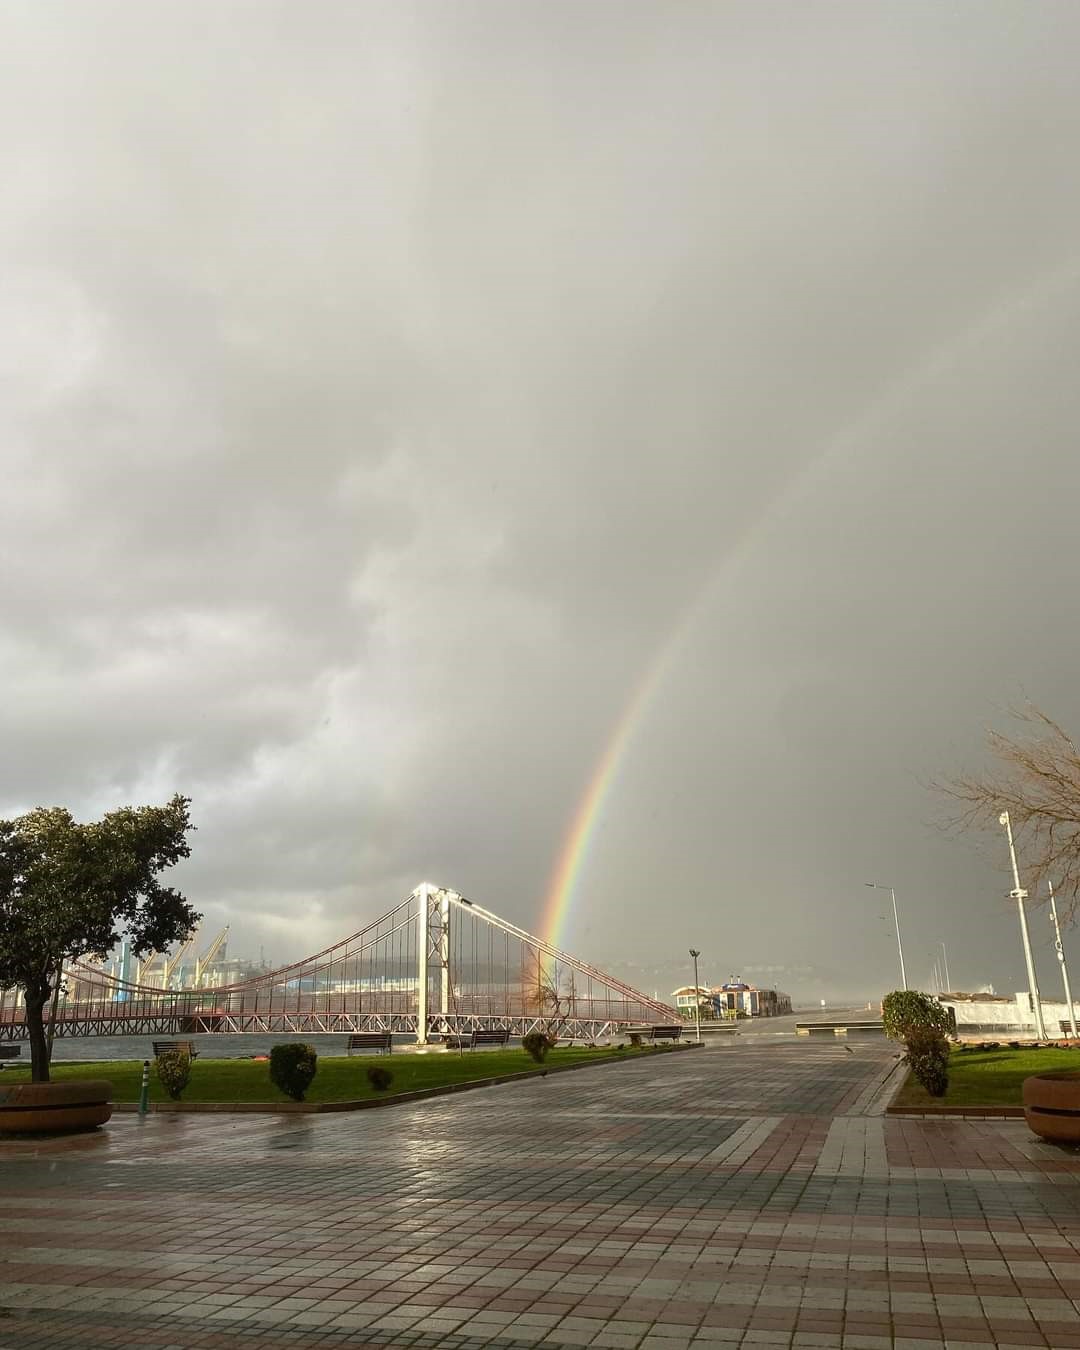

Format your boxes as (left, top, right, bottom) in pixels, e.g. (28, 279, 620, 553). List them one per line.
(3, 1, 1080, 999)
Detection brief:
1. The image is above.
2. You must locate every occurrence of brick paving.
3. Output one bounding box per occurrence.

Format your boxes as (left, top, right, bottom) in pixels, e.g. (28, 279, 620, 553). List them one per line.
(1, 1040, 1079, 1349)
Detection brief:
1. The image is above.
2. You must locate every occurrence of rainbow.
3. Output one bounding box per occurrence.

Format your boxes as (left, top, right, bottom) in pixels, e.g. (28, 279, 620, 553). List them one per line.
(537, 256, 1080, 950)
(536, 644, 677, 951)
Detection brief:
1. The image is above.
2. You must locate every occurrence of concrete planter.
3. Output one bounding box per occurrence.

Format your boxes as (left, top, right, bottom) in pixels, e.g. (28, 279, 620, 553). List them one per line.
(1022, 1070, 1080, 1144)
(0, 1079, 113, 1134)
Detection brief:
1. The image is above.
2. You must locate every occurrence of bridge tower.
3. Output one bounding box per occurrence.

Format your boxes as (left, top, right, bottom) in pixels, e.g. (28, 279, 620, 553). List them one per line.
(415, 883, 452, 1045)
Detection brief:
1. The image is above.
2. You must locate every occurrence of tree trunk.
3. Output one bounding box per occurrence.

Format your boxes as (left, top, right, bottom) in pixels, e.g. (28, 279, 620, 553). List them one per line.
(24, 993, 50, 1084)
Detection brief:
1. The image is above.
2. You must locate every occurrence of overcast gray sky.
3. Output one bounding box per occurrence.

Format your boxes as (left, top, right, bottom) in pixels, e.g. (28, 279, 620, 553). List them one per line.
(4, 1, 1080, 1002)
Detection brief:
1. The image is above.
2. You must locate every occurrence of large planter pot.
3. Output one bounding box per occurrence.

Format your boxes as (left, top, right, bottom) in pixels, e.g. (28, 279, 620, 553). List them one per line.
(0, 1079, 113, 1135)
(1023, 1070, 1080, 1144)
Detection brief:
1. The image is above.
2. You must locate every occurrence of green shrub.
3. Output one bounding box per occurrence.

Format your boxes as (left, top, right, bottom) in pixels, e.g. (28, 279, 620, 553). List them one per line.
(155, 1049, 191, 1101)
(522, 1030, 556, 1063)
(269, 1042, 318, 1101)
(882, 990, 951, 1040)
(904, 1026, 950, 1097)
(366, 1064, 394, 1092)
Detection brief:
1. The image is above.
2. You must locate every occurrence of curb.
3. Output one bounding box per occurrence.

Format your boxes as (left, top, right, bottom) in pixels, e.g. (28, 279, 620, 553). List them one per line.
(860, 1055, 909, 1116)
(886, 1102, 1024, 1118)
(111, 1043, 697, 1115)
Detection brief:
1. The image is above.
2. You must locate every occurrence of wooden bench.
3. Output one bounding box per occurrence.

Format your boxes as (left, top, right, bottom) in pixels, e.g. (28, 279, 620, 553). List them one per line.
(444, 1028, 512, 1050)
(0, 1045, 21, 1062)
(470, 1028, 511, 1048)
(1060, 1020, 1080, 1038)
(628, 1025, 684, 1044)
(153, 1040, 199, 1059)
(347, 1032, 392, 1055)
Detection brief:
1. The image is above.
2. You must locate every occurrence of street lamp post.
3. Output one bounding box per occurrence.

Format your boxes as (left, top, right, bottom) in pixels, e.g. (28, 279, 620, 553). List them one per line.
(689, 949, 702, 1044)
(998, 811, 1047, 1041)
(865, 883, 907, 989)
(1048, 881, 1079, 1040)
(940, 942, 951, 993)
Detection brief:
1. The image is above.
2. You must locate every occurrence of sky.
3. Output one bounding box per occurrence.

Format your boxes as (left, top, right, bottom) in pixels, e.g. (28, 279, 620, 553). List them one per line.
(4, 1, 1080, 1004)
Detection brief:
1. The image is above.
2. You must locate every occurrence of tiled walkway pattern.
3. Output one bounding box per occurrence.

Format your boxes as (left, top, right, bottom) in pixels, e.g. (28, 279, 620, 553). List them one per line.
(2, 1042, 1079, 1349)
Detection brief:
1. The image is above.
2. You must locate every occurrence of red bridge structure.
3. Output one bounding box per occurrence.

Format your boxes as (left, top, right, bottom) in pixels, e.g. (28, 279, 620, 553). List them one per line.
(0, 884, 675, 1043)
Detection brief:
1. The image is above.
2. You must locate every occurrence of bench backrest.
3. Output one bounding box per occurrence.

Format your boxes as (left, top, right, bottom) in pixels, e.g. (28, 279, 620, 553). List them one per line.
(154, 1041, 195, 1055)
(0, 1045, 21, 1058)
(348, 1033, 392, 1046)
(472, 1029, 510, 1044)
(651, 1026, 683, 1038)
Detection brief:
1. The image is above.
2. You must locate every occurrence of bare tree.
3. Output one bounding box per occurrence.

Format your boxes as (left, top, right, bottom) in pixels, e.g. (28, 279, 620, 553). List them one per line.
(937, 703, 1080, 919)
(522, 955, 573, 1038)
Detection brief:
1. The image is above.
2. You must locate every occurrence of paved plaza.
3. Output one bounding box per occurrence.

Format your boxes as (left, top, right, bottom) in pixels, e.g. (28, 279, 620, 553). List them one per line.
(2, 1041, 1080, 1350)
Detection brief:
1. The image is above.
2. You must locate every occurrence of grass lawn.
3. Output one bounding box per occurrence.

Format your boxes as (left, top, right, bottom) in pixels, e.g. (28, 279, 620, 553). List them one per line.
(1, 1045, 667, 1105)
(893, 1045, 1080, 1109)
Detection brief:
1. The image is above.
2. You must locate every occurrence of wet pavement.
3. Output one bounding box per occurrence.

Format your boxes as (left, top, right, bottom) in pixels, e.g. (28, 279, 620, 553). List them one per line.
(2, 1038, 1079, 1349)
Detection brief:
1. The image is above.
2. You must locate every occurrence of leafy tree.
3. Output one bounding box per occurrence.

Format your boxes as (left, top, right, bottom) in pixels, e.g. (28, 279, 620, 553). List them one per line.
(0, 795, 199, 1083)
(881, 989, 950, 1040)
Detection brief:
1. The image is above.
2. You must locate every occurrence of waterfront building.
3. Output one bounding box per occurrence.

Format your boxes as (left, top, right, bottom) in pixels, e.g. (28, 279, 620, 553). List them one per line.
(715, 978, 792, 1017)
(671, 985, 713, 1016)
(671, 979, 792, 1019)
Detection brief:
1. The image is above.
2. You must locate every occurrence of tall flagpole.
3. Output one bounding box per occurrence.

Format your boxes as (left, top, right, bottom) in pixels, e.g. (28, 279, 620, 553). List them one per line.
(999, 812, 1047, 1040)
(1048, 881, 1078, 1040)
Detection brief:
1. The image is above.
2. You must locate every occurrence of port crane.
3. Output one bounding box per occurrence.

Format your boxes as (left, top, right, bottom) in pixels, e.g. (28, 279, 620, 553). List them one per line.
(161, 928, 200, 989)
(193, 927, 230, 988)
(135, 951, 162, 986)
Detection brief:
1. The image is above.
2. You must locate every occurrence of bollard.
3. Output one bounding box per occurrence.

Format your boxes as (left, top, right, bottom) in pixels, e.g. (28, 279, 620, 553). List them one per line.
(138, 1059, 150, 1116)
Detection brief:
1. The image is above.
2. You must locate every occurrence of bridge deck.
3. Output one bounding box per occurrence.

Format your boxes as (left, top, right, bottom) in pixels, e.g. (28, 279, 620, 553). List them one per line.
(0, 1011, 651, 1042)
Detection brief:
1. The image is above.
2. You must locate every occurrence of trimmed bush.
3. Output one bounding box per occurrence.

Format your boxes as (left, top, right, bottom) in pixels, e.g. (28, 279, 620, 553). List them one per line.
(366, 1064, 394, 1092)
(522, 1030, 556, 1063)
(155, 1049, 191, 1101)
(882, 990, 951, 1040)
(269, 1042, 318, 1101)
(904, 1026, 950, 1097)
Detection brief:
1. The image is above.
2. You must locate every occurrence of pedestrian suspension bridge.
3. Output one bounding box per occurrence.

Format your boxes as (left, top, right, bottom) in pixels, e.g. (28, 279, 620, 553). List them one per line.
(0, 884, 675, 1043)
